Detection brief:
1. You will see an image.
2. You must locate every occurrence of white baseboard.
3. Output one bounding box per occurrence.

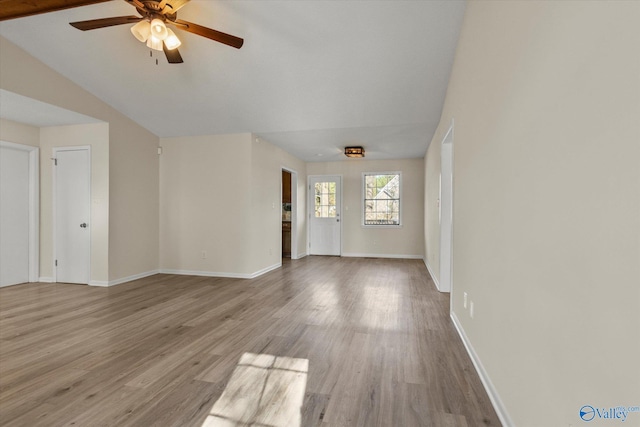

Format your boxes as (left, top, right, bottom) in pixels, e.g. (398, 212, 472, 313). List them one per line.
(292, 252, 308, 260)
(450, 312, 513, 427)
(89, 280, 109, 287)
(423, 257, 441, 291)
(0, 282, 28, 288)
(87, 270, 160, 288)
(39, 276, 54, 283)
(341, 253, 423, 260)
(160, 263, 281, 280)
(247, 262, 281, 278)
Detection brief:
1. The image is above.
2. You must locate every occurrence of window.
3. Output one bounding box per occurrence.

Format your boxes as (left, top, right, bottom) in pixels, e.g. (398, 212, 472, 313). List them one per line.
(314, 181, 337, 218)
(363, 173, 401, 226)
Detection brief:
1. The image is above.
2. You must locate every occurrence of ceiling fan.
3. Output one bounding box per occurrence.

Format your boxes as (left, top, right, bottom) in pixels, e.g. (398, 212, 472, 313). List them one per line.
(67, 0, 243, 63)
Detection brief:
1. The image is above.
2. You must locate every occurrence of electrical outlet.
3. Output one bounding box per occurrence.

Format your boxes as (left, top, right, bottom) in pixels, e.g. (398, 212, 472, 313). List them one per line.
(201, 251, 207, 259)
(463, 292, 468, 309)
(470, 301, 474, 318)
(269, 248, 273, 255)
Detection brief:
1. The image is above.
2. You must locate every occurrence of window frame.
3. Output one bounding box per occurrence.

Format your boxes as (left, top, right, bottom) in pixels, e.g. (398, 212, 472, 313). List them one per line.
(361, 171, 402, 228)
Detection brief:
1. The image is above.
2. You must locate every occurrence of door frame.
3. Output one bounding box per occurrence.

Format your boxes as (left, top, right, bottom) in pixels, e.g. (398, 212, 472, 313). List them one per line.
(307, 174, 343, 256)
(53, 145, 91, 283)
(0, 140, 39, 283)
(439, 120, 454, 296)
(281, 167, 298, 260)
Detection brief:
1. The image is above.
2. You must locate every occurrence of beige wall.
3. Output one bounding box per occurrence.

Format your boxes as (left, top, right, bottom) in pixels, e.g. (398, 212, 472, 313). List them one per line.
(424, 2, 640, 426)
(0, 118, 39, 147)
(307, 158, 424, 258)
(249, 135, 307, 269)
(159, 133, 306, 277)
(108, 118, 159, 282)
(159, 133, 253, 275)
(40, 123, 109, 283)
(0, 36, 160, 283)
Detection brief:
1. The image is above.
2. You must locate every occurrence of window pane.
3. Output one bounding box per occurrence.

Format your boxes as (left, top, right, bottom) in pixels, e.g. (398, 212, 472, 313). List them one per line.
(363, 173, 400, 225)
(313, 181, 337, 218)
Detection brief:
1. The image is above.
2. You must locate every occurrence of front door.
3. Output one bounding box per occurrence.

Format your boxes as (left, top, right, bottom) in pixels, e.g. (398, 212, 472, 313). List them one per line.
(55, 147, 91, 284)
(308, 175, 341, 255)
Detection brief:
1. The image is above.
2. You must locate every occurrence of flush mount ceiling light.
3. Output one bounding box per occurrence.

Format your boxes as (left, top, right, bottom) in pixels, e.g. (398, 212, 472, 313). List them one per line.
(344, 146, 365, 158)
(69, 0, 244, 64)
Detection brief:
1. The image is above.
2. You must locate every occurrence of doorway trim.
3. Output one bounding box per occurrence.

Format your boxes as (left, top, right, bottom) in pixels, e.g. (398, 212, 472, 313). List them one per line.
(0, 140, 39, 283)
(439, 120, 454, 296)
(52, 145, 91, 284)
(282, 167, 298, 260)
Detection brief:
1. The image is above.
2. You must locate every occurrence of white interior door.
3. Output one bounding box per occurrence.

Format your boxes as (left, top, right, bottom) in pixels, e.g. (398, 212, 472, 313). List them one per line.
(309, 175, 341, 256)
(55, 147, 91, 284)
(0, 145, 30, 287)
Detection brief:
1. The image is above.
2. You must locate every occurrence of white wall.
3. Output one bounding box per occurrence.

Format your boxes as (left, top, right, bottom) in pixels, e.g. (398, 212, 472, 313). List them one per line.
(424, 2, 640, 426)
(307, 158, 424, 258)
(40, 123, 109, 284)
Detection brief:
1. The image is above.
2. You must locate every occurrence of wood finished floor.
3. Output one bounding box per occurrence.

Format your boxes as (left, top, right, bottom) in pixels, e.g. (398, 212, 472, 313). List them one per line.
(0, 257, 500, 427)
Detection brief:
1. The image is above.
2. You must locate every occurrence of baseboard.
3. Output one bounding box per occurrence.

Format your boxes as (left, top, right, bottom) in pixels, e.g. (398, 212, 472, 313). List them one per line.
(160, 263, 281, 280)
(39, 276, 54, 283)
(292, 252, 308, 260)
(341, 253, 423, 260)
(423, 257, 441, 291)
(0, 282, 28, 288)
(89, 280, 109, 287)
(450, 312, 513, 427)
(247, 262, 281, 279)
(87, 270, 160, 288)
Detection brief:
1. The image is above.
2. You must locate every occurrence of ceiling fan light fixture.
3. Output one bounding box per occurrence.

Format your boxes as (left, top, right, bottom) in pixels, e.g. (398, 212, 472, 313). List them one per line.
(150, 18, 168, 40)
(164, 28, 181, 50)
(130, 20, 151, 43)
(146, 35, 164, 51)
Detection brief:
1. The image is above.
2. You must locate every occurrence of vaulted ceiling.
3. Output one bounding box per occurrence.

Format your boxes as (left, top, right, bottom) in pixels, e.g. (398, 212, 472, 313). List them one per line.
(0, 0, 465, 161)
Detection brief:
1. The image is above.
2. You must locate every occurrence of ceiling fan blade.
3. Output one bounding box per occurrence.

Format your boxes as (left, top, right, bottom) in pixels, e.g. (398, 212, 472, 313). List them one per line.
(125, 0, 146, 10)
(162, 0, 190, 14)
(174, 19, 243, 49)
(0, 0, 110, 21)
(70, 15, 141, 31)
(163, 43, 183, 64)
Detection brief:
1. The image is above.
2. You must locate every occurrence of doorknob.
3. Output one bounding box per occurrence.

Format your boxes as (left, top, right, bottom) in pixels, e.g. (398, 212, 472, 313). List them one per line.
(80, 223, 88, 228)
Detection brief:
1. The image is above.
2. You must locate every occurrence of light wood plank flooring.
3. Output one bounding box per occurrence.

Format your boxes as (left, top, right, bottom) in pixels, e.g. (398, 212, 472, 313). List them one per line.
(0, 257, 500, 426)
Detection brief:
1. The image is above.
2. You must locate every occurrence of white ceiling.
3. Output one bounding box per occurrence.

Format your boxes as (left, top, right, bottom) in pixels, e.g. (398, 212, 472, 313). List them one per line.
(0, 0, 465, 162)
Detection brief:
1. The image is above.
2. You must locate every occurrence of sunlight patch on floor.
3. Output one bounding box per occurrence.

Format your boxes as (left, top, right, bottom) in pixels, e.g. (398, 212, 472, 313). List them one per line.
(202, 352, 309, 427)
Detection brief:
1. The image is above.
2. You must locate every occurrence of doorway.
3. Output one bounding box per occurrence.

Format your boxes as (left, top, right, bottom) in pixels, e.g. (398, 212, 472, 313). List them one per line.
(282, 170, 292, 258)
(0, 141, 39, 287)
(308, 175, 341, 256)
(54, 146, 91, 284)
(439, 121, 454, 293)
(281, 168, 298, 260)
